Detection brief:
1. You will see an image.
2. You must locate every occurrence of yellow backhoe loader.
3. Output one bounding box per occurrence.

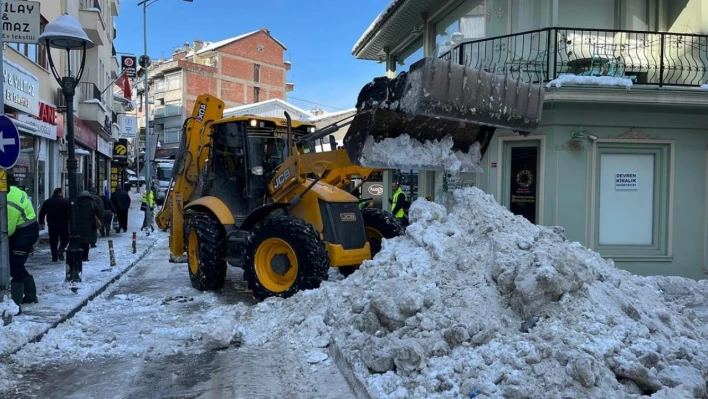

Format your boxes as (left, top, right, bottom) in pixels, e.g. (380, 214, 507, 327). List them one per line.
(155, 56, 544, 300)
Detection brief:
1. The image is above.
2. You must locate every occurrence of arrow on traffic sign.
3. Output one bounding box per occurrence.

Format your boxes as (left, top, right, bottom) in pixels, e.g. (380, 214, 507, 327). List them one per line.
(0, 131, 16, 153)
(0, 115, 21, 169)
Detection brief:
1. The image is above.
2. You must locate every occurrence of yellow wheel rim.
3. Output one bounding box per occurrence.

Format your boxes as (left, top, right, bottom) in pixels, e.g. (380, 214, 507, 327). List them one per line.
(188, 230, 199, 275)
(254, 238, 298, 293)
(366, 227, 383, 242)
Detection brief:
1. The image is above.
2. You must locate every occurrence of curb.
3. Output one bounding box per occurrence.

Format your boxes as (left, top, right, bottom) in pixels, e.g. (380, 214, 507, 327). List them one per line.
(329, 336, 374, 399)
(4, 238, 158, 356)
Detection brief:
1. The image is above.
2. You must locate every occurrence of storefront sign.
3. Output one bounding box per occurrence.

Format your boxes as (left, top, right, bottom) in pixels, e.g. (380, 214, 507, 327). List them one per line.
(73, 116, 96, 150)
(119, 115, 137, 138)
(3, 57, 39, 116)
(113, 139, 129, 165)
(110, 161, 124, 192)
(96, 135, 113, 157)
(615, 173, 638, 190)
(121, 56, 137, 78)
(2, 1, 41, 44)
(17, 102, 58, 140)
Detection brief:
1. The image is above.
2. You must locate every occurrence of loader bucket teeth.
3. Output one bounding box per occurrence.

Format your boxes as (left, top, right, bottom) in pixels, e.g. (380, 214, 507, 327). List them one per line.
(342, 56, 544, 171)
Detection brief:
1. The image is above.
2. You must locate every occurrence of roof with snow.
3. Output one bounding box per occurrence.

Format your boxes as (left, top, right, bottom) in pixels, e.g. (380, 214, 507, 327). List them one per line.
(353, 0, 453, 61)
(308, 108, 356, 123)
(223, 99, 312, 121)
(195, 28, 286, 56)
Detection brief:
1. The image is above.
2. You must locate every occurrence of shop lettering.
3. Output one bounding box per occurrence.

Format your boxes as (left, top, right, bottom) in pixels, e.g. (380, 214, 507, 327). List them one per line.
(2, 3, 36, 14)
(39, 102, 56, 125)
(6, 90, 28, 107)
(4, 70, 36, 96)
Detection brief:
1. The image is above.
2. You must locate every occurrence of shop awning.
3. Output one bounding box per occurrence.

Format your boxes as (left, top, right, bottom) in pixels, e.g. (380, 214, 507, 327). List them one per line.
(10, 117, 38, 135)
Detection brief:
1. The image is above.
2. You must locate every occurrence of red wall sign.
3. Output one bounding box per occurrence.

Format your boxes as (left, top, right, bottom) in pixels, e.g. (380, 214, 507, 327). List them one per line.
(38, 101, 57, 126)
(73, 116, 97, 150)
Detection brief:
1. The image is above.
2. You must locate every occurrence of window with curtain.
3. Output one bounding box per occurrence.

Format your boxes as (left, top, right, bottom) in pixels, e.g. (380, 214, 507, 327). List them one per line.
(163, 127, 181, 144)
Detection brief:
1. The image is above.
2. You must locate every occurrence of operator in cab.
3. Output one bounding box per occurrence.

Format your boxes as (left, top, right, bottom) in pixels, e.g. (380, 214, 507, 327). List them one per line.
(6, 173, 40, 314)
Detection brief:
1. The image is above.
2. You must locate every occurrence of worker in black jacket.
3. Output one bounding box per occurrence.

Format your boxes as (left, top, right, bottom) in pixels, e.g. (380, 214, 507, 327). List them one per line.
(38, 188, 70, 262)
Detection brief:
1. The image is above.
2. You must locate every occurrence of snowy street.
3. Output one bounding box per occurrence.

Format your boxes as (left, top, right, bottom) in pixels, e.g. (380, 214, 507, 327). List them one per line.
(2, 229, 355, 398)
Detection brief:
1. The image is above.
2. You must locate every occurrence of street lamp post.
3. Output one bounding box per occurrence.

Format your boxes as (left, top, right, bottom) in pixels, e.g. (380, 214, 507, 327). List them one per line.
(137, 0, 193, 234)
(39, 15, 95, 283)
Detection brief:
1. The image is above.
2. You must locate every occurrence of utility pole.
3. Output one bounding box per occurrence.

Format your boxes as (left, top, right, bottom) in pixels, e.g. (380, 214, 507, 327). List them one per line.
(140, 0, 154, 234)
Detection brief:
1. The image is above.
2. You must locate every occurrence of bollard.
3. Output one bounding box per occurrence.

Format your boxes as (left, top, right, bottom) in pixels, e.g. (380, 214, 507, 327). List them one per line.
(108, 240, 117, 267)
(132, 232, 137, 254)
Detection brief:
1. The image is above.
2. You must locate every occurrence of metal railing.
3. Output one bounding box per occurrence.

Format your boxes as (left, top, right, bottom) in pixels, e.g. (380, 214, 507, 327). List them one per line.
(153, 104, 182, 118)
(440, 27, 708, 87)
(79, 82, 101, 103)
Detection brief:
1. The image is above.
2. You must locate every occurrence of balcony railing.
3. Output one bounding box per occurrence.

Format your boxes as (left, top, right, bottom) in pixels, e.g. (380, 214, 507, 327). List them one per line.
(153, 104, 182, 118)
(79, 0, 101, 11)
(79, 82, 101, 103)
(440, 27, 708, 87)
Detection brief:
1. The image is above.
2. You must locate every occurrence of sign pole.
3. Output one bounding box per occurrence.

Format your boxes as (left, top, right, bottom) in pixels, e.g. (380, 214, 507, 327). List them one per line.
(0, 22, 9, 302)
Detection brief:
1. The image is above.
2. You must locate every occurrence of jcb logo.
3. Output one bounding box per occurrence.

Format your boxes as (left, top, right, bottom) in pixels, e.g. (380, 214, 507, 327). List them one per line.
(196, 104, 207, 122)
(273, 168, 291, 189)
(114, 145, 127, 155)
(340, 213, 357, 222)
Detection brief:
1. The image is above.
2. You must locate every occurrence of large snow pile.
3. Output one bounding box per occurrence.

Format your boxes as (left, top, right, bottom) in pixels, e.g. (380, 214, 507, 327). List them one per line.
(359, 134, 483, 173)
(233, 187, 708, 399)
(547, 74, 633, 89)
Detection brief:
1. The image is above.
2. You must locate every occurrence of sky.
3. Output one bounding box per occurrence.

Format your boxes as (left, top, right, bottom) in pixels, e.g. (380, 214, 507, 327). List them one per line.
(114, 0, 392, 113)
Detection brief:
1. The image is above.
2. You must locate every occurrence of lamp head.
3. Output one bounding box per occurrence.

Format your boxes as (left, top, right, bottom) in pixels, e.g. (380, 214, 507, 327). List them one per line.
(39, 14, 94, 50)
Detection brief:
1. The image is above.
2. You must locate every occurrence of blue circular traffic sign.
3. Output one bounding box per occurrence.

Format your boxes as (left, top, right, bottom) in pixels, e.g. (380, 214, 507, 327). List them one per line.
(0, 115, 20, 169)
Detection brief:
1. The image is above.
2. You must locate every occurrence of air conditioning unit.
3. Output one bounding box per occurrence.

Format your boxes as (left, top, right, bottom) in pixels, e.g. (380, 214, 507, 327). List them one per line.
(55, 88, 67, 112)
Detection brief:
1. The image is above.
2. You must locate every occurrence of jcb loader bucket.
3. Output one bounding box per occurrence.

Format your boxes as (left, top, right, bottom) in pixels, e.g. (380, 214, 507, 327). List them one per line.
(342, 56, 544, 171)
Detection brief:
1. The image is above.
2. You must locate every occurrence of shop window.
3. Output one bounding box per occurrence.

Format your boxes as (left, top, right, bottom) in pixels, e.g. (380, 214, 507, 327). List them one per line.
(594, 142, 672, 259)
(9, 16, 48, 69)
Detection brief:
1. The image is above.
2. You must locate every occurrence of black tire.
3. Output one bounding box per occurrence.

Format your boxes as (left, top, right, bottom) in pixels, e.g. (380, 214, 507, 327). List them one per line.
(339, 208, 405, 277)
(243, 216, 329, 301)
(186, 210, 227, 290)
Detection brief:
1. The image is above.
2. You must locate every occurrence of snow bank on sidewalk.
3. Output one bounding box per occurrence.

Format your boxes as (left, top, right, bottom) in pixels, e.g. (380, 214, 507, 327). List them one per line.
(233, 187, 708, 399)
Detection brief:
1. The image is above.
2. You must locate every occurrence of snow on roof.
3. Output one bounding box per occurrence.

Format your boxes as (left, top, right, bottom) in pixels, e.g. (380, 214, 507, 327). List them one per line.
(223, 99, 312, 120)
(196, 29, 286, 55)
(308, 108, 357, 123)
(352, 0, 404, 55)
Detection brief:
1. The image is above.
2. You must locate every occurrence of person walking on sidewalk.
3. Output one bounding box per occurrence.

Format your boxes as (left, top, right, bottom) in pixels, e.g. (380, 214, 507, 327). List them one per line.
(38, 188, 70, 262)
(7, 175, 40, 314)
(86, 187, 104, 248)
(76, 190, 102, 262)
(99, 190, 116, 237)
(111, 184, 131, 233)
(141, 187, 155, 214)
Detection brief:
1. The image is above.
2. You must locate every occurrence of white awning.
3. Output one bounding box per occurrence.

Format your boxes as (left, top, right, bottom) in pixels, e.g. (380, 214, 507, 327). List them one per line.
(10, 117, 38, 135)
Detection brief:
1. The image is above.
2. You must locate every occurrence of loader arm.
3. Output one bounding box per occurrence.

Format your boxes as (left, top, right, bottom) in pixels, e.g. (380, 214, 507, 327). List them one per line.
(155, 94, 225, 261)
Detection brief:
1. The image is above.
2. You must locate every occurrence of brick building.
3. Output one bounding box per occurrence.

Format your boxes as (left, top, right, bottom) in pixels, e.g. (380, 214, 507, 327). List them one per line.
(135, 28, 294, 158)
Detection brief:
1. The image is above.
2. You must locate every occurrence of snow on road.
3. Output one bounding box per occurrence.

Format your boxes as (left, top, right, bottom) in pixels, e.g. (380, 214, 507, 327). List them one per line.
(2, 231, 354, 399)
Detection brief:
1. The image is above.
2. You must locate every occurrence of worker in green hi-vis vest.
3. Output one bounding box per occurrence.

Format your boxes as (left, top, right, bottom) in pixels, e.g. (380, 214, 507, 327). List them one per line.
(388, 182, 409, 226)
(6, 173, 40, 315)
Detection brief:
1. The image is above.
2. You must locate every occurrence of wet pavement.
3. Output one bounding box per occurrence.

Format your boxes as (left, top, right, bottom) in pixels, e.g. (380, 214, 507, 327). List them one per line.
(3, 231, 355, 399)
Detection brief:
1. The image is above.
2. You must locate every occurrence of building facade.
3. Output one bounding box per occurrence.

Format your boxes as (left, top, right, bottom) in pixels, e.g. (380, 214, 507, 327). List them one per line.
(4, 0, 121, 210)
(134, 28, 294, 159)
(354, 0, 708, 279)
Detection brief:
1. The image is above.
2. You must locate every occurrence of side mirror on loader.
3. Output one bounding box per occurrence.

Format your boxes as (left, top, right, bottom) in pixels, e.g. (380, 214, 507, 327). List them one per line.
(328, 135, 337, 151)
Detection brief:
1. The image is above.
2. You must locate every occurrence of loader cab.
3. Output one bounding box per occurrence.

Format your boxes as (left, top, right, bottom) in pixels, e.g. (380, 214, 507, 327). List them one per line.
(204, 117, 313, 219)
